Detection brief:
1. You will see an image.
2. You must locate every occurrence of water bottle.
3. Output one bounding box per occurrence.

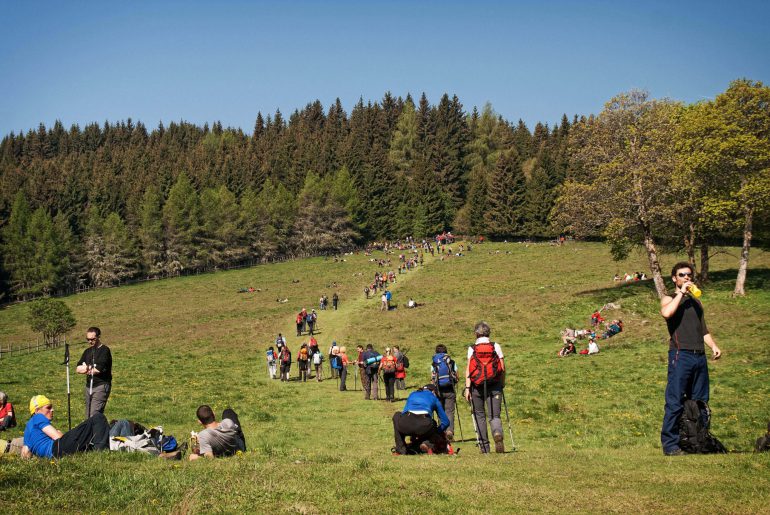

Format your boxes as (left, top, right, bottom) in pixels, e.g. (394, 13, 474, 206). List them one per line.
(687, 284, 702, 298)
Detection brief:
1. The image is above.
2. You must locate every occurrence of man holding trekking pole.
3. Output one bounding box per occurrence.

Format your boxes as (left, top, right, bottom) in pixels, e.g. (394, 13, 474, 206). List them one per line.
(76, 327, 112, 417)
(464, 321, 506, 453)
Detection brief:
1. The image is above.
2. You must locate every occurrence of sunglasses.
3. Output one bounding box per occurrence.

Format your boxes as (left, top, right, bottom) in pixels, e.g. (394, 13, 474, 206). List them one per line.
(677, 272, 693, 278)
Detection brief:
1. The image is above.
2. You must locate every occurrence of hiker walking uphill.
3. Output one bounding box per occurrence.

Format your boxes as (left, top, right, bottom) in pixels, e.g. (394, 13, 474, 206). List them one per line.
(76, 327, 112, 417)
(660, 262, 723, 456)
(464, 321, 506, 453)
(297, 343, 310, 382)
(279, 344, 292, 381)
(380, 348, 398, 402)
(362, 344, 381, 400)
(266, 347, 278, 379)
(432, 344, 459, 440)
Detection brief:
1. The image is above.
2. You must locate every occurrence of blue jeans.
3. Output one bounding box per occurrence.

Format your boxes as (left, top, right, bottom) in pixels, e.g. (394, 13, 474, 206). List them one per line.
(661, 349, 710, 453)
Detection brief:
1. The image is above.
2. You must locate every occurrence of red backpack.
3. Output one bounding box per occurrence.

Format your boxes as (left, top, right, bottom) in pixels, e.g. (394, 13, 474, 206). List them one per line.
(468, 342, 502, 385)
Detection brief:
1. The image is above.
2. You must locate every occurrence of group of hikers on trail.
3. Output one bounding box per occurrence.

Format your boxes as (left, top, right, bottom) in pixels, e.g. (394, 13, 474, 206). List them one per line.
(294, 308, 319, 336)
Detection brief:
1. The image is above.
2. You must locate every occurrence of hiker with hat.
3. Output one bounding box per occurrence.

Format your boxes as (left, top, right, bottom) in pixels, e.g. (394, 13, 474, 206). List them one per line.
(463, 321, 507, 453)
(392, 384, 451, 455)
(75, 326, 112, 417)
(22, 394, 110, 458)
(0, 391, 17, 431)
(189, 405, 246, 460)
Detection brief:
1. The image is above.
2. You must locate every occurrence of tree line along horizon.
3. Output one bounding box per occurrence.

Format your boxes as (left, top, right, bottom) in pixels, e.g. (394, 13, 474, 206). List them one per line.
(1, 79, 768, 302)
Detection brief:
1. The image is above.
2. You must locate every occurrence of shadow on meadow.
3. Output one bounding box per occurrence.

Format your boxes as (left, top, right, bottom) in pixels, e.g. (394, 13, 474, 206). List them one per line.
(574, 267, 770, 306)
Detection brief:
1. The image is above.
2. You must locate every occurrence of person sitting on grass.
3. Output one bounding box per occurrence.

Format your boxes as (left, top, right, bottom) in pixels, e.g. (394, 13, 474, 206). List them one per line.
(558, 339, 577, 357)
(0, 391, 17, 431)
(601, 320, 624, 339)
(189, 405, 246, 461)
(22, 395, 110, 459)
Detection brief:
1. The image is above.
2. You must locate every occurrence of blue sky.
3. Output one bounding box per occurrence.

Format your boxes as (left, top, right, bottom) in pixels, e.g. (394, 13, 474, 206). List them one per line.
(1, 0, 768, 137)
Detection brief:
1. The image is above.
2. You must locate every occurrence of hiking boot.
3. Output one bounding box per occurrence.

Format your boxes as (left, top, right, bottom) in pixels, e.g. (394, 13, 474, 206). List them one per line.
(664, 448, 686, 456)
(419, 442, 434, 455)
(391, 447, 403, 456)
(493, 432, 505, 453)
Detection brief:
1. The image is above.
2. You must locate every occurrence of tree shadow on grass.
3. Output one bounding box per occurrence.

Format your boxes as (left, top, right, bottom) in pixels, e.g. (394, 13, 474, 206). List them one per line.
(574, 268, 770, 305)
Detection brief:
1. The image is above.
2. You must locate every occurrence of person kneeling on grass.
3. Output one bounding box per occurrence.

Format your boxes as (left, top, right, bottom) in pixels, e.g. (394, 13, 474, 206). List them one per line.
(392, 384, 451, 455)
(22, 395, 110, 459)
(189, 405, 246, 461)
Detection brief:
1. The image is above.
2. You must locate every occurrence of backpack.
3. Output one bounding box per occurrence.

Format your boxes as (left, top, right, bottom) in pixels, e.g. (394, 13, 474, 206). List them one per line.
(432, 353, 457, 387)
(313, 352, 322, 365)
(381, 356, 396, 373)
(468, 342, 502, 385)
(298, 348, 308, 361)
(678, 399, 727, 454)
(281, 348, 291, 364)
(331, 355, 342, 370)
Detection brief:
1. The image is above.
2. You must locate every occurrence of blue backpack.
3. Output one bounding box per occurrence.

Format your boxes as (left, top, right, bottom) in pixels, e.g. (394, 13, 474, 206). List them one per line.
(331, 355, 343, 370)
(432, 353, 457, 387)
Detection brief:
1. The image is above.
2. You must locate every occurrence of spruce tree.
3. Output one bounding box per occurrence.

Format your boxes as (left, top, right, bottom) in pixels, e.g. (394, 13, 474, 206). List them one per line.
(485, 150, 526, 238)
(162, 172, 201, 273)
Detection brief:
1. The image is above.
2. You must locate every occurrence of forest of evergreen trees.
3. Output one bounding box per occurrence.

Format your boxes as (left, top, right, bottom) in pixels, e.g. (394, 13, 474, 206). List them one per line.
(2, 81, 767, 301)
(0, 92, 575, 301)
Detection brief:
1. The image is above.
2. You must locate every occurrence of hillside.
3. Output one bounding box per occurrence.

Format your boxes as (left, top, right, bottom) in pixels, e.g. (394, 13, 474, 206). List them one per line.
(1, 242, 769, 513)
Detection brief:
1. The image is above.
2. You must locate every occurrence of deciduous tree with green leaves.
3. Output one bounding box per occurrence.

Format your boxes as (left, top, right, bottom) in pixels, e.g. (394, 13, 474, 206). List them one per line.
(27, 297, 76, 347)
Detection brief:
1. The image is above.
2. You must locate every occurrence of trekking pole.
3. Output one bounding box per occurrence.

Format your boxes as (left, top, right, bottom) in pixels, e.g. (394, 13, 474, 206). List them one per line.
(62, 343, 72, 431)
(501, 389, 516, 451)
(354, 365, 358, 391)
(88, 347, 96, 418)
(454, 384, 464, 442)
(467, 392, 482, 452)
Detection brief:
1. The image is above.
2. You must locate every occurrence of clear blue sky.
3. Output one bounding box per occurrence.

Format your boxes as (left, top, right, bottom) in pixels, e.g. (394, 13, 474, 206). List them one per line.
(1, 0, 768, 137)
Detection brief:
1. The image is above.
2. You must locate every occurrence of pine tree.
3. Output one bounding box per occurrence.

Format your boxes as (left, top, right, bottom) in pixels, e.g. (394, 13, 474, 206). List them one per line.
(389, 97, 418, 176)
(162, 172, 201, 273)
(2, 191, 34, 298)
(137, 186, 165, 276)
(485, 150, 526, 238)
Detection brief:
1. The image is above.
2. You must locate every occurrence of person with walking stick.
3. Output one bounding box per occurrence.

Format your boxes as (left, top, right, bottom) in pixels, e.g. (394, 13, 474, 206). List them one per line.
(431, 344, 460, 441)
(76, 327, 112, 417)
(463, 321, 506, 453)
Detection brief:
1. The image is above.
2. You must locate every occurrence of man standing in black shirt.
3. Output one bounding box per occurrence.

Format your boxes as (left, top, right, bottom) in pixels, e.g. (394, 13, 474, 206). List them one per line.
(660, 262, 722, 456)
(76, 327, 112, 417)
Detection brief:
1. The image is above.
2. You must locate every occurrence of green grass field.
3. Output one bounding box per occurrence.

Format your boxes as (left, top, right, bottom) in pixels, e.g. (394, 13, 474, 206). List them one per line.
(1, 242, 769, 513)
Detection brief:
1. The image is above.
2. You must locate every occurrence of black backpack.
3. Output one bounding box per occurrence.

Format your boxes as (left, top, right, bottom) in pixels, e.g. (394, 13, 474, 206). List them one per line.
(679, 399, 727, 454)
(755, 421, 770, 453)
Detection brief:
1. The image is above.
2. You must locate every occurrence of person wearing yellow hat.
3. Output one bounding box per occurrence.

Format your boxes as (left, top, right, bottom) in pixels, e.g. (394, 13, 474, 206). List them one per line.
(23, 394, 110, 459)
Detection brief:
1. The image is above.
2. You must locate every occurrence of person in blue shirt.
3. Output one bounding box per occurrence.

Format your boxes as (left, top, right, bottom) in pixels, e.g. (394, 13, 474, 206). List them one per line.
(392, 384, 451, 455)
(23, 394, 110, 459)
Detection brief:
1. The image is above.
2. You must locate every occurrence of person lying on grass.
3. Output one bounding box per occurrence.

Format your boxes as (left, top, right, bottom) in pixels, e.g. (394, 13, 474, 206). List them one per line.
(189, 405, 246, 461)
(22, 395, 110, 459)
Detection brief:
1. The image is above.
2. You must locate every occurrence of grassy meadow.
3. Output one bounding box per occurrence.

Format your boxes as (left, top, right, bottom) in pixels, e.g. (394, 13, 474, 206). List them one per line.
(1, 241, 769, 513)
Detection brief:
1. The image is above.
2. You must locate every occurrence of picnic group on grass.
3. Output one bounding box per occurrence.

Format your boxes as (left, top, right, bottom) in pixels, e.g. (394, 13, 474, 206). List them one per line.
(4, 251, 755, 462)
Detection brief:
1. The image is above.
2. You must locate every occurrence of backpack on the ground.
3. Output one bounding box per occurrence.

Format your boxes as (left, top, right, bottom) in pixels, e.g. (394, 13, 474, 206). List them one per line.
(468, 342, 502, 385)
(755, 421, 770, 453)
(381, 356, 397, 373)
(432, 353, 457, 387)
(679, 399, 727, 454)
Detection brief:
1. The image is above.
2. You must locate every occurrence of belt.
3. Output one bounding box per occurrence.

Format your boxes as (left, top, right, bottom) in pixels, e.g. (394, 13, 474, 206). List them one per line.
(678, 349, 705, 355)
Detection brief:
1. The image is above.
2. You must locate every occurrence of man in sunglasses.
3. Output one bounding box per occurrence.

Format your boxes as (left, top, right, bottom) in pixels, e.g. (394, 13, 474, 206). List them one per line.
(76, 327, 112, 417)
(660, 262, 722, 456)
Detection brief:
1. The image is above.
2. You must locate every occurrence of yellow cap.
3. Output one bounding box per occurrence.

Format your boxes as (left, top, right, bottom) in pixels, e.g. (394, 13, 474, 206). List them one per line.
(29, 395, 52, 415)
